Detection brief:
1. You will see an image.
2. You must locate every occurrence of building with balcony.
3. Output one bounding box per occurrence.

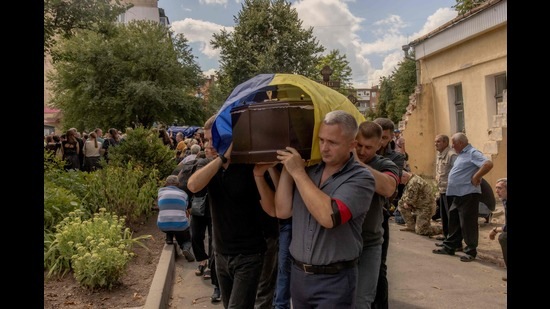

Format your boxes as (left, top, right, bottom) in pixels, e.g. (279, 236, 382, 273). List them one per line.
(347, 86, 379, 116)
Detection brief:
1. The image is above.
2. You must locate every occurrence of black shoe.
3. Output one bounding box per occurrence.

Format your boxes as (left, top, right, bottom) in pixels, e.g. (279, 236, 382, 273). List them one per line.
(211, 287, 221, 303)
(165, 238, 173, 245)
(460, 254, 475, 262)
(435, 242, 463, 251)
(435, 235, 446, 241)
(432, 247, 455, 256)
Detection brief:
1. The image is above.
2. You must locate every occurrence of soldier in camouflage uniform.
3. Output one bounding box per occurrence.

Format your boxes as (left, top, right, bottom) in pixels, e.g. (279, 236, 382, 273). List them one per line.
(398, 171, 442, 236)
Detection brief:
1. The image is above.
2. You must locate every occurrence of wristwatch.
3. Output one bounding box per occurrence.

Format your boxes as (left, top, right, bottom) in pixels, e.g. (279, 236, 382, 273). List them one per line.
(219, 154, 228, 164)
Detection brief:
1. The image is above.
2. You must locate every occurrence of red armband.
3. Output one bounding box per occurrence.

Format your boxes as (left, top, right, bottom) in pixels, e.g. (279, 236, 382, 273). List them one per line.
(330, 198, 352, 226)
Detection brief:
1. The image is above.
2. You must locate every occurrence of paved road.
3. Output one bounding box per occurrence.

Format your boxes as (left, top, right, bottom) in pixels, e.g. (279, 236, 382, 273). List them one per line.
(387, 219, 507, 308)
(167, 220, 507, 308)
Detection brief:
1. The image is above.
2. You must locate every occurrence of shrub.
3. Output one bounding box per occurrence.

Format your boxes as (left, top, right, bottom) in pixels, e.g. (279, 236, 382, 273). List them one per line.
(45, 167, 92, 204)
(91, 163, 160, 226)
(44, 155, 158, 225)
(108, 126, 177, 179)
(44, 208, 151, 290)
(44, 181, 83, 232)
(44, 148, 66, 172)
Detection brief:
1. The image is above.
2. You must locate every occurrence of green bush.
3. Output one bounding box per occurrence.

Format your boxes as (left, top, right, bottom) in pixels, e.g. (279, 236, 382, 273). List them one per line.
(44, 155, 158, 226)
(108, 126, 177, 179)
(45, 167, 93, 204)
(91, 163, 159, 227)
(44, 181, 84, 232)
(45, 208, 151, 290)
(44, 148, 66, 171)
(43, 129, 164, 290)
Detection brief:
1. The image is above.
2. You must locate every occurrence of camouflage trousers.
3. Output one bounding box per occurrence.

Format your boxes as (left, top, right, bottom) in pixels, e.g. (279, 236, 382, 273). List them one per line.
(399, 204, 442, 236)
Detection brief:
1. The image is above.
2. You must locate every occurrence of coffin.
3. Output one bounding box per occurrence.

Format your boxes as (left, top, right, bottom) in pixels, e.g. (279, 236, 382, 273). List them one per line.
(230, 100, 315, 163)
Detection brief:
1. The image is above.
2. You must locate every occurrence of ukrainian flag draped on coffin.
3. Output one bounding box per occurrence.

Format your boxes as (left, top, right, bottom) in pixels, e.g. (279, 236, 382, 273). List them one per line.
(211, 73, 365, 165)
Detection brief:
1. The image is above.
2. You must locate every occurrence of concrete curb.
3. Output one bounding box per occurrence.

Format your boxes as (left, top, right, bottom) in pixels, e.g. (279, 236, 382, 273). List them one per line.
(143, 244, 176, 309)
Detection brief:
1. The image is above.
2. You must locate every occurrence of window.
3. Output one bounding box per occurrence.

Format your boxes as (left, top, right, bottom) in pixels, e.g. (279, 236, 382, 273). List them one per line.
(494, 73, 507, 106)
(454, 84, 465, 133)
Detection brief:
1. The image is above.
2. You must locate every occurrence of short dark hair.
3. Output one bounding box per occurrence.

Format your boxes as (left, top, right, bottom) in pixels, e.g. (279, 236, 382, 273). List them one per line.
(373, 118, 395, 132)
(357, 121, 383, 140)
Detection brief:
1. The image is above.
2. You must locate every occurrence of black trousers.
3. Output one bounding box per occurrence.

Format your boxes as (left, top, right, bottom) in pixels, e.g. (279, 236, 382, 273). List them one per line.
(372, 209, 390, 309)
(165, 229, 191, 250)
(444, 193, 480, 256)
(191, 214, 213, 262)
(499, 231, 507, 268)
(439, 193, 455, 238)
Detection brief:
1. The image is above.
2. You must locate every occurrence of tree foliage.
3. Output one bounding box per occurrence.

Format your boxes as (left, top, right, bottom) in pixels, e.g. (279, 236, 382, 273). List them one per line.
(44, 0, 131, 56)
(452, 0, 488, 14)
(203, 80, 227, 117)
(47, 20, 206, 131)
(315, 49, 353, 95)
(374, 58, 417, 124)
(211, 0, 325, 95)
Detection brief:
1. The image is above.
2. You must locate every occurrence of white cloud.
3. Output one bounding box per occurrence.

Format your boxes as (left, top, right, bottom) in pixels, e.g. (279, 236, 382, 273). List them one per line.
(360, 15, 408, 56)
(203, 68, 217, 77)
(170, 18, 234, 58)
(199, 0, 228, 5)
(369, 51, 403, 86)
(411, 7, 457, 39)
(293, 1, 457, 87)
(293, 0, 370, 87)
(171, 1, 457, 88)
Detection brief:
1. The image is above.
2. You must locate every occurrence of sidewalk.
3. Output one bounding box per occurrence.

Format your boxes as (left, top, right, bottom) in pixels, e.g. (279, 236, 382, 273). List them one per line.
(420, 201, 506, 267)
(143, 202, 507, 308)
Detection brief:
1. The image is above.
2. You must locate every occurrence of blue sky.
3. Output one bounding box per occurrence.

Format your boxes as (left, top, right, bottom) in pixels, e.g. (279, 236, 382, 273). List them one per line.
(158, 0, 457, 88)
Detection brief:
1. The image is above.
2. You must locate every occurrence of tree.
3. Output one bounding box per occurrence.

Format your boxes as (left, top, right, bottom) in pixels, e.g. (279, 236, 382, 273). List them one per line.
(203, 80, 227, 117)
(375, 76, 394, 119)
(374, 58, 416, 124)
(315, 49, 353, 95)
(391, 58, 416, 122)
(211, 0, 325, 94)
(47, 20, 206, 131)
(453, 0, 488, 14)
(44, 0, 131, 56)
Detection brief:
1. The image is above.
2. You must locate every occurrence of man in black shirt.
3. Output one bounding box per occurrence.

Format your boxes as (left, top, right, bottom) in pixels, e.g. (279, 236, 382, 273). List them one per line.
(371, 118, 406, 309)
(187, 116, 267, 308)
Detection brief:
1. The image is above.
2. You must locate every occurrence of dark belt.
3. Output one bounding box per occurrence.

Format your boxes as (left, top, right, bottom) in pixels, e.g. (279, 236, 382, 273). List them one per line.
(291, 256, 358, 274)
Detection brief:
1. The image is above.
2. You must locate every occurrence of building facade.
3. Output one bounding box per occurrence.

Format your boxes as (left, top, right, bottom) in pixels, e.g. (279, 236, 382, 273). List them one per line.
(400, 0, 507, 186)
(347, 86, 379, 116)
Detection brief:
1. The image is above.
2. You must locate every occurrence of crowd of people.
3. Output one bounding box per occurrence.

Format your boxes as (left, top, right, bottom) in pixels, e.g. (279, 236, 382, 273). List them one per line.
(44, 127, 123, 171)
(46, 113, 507, 307)
(175, 112, 506, 308)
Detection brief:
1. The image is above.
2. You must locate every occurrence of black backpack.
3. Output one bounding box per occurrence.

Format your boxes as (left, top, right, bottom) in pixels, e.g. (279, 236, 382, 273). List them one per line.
(177, 157, 211, 197)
